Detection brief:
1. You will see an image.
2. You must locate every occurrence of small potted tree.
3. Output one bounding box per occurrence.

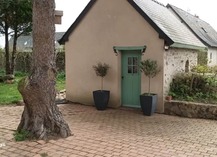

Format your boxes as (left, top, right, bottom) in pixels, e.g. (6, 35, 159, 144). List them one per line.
(93, 62, 110, 110)
(140, 59, 161, 116)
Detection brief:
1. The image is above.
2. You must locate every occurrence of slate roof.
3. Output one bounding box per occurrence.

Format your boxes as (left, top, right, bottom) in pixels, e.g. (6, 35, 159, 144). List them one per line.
(167, 4, 217, 48)
(10, 32, 65, 52)
(131, 0, 205, 50)
(59, 0, 206, 50)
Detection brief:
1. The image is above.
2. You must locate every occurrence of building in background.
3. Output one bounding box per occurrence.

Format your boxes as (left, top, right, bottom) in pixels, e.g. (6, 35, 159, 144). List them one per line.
(167, 4, 217, 66)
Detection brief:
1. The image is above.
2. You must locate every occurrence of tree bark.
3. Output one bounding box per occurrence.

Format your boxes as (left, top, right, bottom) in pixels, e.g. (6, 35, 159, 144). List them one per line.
(11, 29, 17, 74)
(4, 21, 11, 75)
(17, 0, 71, 140)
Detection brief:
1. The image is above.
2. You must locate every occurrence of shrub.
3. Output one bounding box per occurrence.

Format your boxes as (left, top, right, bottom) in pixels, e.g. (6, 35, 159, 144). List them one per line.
(93, 62, 110, 90)
(169, 73, 217, 104)
(191, 65, 211, 74)
(140, 59, 161, 95)
(14, 71, 28, 77)
(56, 51, 65, 72)
(56, 71, 65, 80)
(197, 51, 207, 65)
(210, 65, 217, 76)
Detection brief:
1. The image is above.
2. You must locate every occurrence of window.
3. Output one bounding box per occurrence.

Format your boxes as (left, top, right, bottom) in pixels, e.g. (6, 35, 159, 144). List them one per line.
(185, 60, 189, 73)
(210, 53, 212, 60)
(128, 57, 138, 74)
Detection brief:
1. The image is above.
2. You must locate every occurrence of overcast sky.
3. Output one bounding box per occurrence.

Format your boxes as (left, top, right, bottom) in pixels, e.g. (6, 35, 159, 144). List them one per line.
(55, 0, 217, 32)
(1, 0, 217, 47)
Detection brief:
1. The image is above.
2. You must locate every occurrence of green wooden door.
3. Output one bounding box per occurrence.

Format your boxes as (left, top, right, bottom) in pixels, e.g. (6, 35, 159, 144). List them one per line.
(121, 51, 141, 108)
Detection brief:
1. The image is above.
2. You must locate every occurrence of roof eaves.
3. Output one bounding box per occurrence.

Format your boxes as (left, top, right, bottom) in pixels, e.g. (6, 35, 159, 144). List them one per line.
(58, 0, 97, 45)
(127, 0, 174, 46)
(170, 42, 207, 52)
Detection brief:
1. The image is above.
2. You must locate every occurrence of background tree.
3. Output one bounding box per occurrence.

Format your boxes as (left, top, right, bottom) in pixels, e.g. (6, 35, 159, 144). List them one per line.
(10, 0, 32, 74)
(0, 0, 32, 75)
(17, 0, 71, 140)
(0, 47, 4, 69)
(0, 0, 12, 74)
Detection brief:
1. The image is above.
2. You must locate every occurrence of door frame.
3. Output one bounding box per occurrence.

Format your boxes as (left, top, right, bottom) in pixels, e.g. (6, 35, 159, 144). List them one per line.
(113, 46, 147, 108)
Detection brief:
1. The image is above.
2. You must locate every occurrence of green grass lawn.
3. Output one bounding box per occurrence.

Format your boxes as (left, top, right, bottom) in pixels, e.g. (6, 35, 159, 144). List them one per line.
(0, 74, 65, 105)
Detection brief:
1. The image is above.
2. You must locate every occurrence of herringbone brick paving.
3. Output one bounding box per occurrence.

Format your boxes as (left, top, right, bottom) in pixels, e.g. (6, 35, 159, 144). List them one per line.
(0, 103, 217, 157)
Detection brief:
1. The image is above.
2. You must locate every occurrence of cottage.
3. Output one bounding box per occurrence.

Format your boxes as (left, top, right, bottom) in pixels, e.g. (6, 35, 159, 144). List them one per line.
(167, 4, 217, 66)
(59, 0, 206, 113)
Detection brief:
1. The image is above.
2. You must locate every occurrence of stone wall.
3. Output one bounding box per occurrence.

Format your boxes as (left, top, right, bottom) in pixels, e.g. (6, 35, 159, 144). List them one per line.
(207, 47, 217, 67)
(164, 100, 217, 120)
(164, 48, 198, 96)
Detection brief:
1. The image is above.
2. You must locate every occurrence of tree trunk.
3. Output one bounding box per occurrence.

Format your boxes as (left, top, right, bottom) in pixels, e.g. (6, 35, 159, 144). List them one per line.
(148, 76, 151, 95)
(17, 0, 71, 140)
(11, 29, 18, 74)
(4, 22, 11, 75)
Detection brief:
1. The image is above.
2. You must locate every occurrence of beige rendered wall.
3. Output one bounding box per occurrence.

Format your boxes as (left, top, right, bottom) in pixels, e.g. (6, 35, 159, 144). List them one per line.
(65, 0, 165, 112)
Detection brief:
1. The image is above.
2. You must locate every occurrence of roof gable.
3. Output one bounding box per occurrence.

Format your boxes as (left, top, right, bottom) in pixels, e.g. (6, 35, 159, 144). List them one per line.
(59, 0, 206, 50)
(167, 4, 217, 48)
(59, 0, 96, 44)
(127, 0, 173, 45)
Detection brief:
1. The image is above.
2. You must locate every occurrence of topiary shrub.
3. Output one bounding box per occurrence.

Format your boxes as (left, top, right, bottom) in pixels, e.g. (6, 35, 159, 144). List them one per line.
(93, 62, 110, 90)
(140, 59, 161, 95)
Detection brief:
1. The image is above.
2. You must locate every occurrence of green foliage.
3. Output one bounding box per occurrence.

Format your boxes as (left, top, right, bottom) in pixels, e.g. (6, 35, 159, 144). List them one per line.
(191, 65, 211, 74)
(0, 77, 22, 104)
(15, 51, 65, 73)
(56, 51, 65, 72)
(140, 59, 161, 94)
(197, 51, 207, 66)
(169, 73, 217, 104)
(210, 65, 217, 76)
(93, 62, 110, 77)
(0, 69, 4, 75)
(40, 153, 48, 157)
(0, 0, 32, 34)
(0, 0, 32, 74)
(57, 72, 65, 80)
(140, 59, 161, 78)
(13, 129, 30, 141)
(14, 71, 28, 77)
(0, 72, 65, 105)
(93, 62, 110, 90)
(56, 72, 65, 90)
(15, 52, 32, 73)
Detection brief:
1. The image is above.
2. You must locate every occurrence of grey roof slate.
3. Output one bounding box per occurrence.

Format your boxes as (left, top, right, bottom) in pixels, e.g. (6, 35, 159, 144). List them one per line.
(167, 4, 217, 48)
(10, 32, 65, 52)
(133, 0, 205, 49)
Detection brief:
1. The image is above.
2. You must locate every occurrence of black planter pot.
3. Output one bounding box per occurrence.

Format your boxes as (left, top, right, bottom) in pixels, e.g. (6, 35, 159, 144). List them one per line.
(93, 90, 110, 110)
(140, 94, 157, 116)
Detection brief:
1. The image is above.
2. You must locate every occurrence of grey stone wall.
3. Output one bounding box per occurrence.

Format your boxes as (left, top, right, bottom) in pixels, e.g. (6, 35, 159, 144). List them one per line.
(207, 47, 217, 66)
(164, 48, 197, 96)
(165, 100, 217, 120)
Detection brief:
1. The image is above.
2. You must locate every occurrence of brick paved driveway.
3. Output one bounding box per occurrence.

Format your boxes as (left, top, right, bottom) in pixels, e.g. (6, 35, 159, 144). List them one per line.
(0, 103, 217, 157)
